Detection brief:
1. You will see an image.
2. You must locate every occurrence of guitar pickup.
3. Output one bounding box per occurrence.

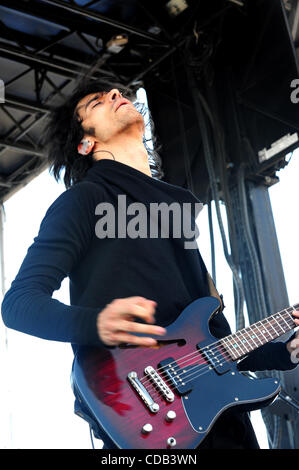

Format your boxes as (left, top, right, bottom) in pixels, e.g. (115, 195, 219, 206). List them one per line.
(199, 345, 231, 375)
(158, 358, 192, 395)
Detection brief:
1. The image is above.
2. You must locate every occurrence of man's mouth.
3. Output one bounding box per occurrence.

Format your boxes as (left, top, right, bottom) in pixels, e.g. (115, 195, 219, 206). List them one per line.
(115, 99, 130, 111)
(117, 103, 127, 111)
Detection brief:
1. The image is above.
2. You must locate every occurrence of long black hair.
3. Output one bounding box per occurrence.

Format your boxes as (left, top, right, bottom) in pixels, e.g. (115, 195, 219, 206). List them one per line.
(43, 79, 164, 188)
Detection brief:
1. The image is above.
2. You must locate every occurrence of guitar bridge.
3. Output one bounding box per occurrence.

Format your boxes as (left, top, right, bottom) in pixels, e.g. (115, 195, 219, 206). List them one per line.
(144, 366, 174, 402)
(127, 371, 160, 413)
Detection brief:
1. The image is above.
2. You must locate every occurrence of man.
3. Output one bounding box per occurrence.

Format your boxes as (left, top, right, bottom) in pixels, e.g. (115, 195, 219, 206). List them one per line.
(2, 81, 299, 449)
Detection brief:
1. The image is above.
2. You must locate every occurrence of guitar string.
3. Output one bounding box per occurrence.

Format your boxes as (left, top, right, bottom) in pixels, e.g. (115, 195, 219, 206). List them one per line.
(143, 316, 296, 402)
(159, 311, 292, 392)
(144, 354, 225, 402)
(144, 347, 239, 402)
(142, 343, 231, 398)
(145, 357, 232, 402)
(144, 306, 297, 380)
(138, 310, 296, 392)
(142, 313, 294, 402)
(139, 309, 295, 383)
(145, 347, 281, 407)
(139, 312, 295, 394)
(140, 312, 296, 396)
(144, 316, 291, 401)
(141, 339, 290, 404)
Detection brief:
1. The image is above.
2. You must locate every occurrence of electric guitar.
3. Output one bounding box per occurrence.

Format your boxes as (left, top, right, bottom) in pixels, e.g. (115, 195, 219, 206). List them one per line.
(71, 296, 297, 449)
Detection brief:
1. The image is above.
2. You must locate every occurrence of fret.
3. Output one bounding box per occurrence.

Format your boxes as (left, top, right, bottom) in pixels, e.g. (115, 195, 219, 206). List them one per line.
(265, 317, 280, 337)
(221, 336, 239, 360)
(230, 332, 248, 356)
(255, 321, 269, 343)
(288, 314, 297, 326)
(230, 331, 246, 355)
(272, 315, 287, 334)
(283, 309, 294, 323)
(292, 305, 299, 320)
(262, 318, 274, 340)
(273, 311, 295, 332)
(247, 326, 261, 348)
(280, 311, 296, 330)
(237, 331, 255, 352)
(252, 324, 265, 345)
(230, 335, 245, 358)
(261, 320, 274, 339)
(279, 313, 291, 330)
(220, 302, 298, 362)
(287, 309, 297, 327)
(286, 306, 296, 315)
(279, 312, 292, 330)
(236, 329, 251, 353)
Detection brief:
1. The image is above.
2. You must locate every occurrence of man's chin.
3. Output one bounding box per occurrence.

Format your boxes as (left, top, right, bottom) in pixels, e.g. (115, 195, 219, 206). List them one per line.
(119, 109, 144, 127)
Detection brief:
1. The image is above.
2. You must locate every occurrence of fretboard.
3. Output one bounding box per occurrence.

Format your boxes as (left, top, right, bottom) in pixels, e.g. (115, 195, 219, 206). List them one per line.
(220, 303, 299, 361)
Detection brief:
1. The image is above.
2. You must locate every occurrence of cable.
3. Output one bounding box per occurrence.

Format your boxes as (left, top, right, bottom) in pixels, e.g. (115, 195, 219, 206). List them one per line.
(237, 163, 268, 319)
(171, 56, 195, 194)
(184, 62, 245, 328)
(207, 189, 216, 284)
(198, 83, 245, 329)
(89, 424, 95, 449)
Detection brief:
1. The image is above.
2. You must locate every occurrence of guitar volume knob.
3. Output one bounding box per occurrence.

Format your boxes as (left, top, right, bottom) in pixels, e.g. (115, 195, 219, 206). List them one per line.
(142, 423, 153, 434)
(166, 410, 176, 422)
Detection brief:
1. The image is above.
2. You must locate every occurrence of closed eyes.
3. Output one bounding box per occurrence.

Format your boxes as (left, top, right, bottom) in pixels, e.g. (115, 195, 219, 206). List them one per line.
(92, 100, 104, 108)
(86, 94, 105, 111)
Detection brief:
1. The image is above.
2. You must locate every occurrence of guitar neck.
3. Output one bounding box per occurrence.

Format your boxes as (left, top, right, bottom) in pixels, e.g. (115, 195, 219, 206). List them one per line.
(221, 303, 299, 361)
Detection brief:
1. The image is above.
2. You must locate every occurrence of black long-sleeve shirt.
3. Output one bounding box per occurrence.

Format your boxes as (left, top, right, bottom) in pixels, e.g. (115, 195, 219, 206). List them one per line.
(1, 158, 295, 371)
(1, 158, 297, 449)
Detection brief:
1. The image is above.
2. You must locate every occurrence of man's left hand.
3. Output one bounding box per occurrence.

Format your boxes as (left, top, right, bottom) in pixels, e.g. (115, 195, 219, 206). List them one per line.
(286, 310, 299, 356)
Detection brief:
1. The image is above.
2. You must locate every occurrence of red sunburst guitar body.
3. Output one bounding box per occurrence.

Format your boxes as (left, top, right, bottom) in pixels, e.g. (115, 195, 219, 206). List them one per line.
(71, 296, 281, 449)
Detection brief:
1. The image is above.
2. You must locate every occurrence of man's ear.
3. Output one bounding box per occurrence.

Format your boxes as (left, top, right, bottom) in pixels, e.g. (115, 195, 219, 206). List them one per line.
(78, 139, 95, 155)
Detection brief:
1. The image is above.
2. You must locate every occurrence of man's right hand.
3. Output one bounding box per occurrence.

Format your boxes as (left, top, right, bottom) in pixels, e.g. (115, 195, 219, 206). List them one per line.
(96, 296, 166, 347)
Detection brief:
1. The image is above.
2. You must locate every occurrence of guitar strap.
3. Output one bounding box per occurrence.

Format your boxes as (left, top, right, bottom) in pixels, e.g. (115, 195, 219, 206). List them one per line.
(206, 272, 225, 313)
(74, 391, 117, 448)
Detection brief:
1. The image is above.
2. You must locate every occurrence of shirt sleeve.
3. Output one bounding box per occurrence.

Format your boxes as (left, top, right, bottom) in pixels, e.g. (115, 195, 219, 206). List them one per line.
(1, 184, 105, 346)
(237, 336, 298, 372)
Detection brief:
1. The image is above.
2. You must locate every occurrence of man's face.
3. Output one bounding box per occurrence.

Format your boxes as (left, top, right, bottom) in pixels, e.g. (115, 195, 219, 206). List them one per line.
(74, 88, 145, 144)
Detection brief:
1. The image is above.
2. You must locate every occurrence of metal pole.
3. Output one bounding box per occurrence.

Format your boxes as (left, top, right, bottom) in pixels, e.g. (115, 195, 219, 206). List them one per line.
(0, 203, 13, 448)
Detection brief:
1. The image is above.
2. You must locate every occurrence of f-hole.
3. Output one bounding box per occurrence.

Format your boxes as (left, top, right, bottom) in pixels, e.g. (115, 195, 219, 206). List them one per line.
(119, 339, 186, 349)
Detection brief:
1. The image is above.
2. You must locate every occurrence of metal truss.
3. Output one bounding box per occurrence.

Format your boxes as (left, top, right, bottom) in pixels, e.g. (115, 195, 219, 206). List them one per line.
(0, 0, 178, 201)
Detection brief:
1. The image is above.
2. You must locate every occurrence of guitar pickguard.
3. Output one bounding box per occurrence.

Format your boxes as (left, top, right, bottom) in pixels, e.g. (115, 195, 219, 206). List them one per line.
(182, 367, 280, 434)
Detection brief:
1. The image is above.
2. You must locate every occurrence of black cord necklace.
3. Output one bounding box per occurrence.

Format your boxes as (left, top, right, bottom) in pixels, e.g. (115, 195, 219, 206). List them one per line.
(92, 150, 115, 161)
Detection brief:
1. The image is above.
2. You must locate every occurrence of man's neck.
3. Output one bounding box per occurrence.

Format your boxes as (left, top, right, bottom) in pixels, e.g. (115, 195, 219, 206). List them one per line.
(92, 136, 152, 178)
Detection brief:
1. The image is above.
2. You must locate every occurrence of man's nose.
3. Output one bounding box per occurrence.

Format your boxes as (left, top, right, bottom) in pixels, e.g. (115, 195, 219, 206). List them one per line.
(108, 88, 122, 102)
